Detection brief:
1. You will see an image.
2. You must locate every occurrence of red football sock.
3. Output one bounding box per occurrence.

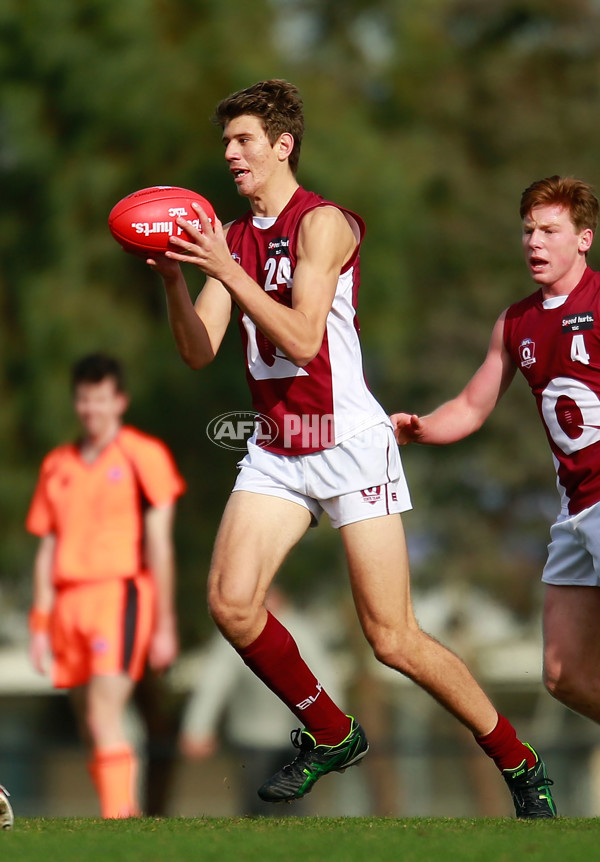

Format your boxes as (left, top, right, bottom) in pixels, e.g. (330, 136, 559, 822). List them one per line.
(237, 611, 351, 745)
(475, 713, 536, 772)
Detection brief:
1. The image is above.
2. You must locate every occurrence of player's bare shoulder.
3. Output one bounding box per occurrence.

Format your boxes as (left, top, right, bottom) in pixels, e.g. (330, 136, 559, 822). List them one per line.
(490, 308, 510, 351)
(298, 205, 357, 263)
(300, 204, 354, 235)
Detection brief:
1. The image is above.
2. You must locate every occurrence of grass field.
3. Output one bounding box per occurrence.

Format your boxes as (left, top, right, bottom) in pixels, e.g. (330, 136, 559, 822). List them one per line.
(2, 816, 599, 862)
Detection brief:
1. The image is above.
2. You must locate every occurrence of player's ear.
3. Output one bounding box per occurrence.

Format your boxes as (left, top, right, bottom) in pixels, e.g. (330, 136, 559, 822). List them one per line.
(117, 392, 130, 415)
(579, 228, 594, 253)
(276, 132, 295, 163)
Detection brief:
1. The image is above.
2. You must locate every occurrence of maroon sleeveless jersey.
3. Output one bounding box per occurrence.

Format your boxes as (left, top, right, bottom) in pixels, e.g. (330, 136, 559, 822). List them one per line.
(504, 266, 600, 515)
(226, 186, 388, 455)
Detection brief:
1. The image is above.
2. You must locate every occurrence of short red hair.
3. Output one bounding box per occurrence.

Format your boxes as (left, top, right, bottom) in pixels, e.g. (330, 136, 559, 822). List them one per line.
(520, 175, 599, 233)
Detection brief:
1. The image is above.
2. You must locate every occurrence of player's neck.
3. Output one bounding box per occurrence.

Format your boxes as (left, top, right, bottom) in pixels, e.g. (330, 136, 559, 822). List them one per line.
(540, 259, 588, 300)
(79, 423, 122, 463)
(248, 176, 299, 219)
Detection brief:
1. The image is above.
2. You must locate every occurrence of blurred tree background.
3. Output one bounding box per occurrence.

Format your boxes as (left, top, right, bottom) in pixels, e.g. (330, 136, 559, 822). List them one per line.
(1, 0, 600, 646)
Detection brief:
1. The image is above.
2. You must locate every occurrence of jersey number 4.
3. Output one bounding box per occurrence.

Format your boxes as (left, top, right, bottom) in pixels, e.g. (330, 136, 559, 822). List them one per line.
(571, 333, 590, 366)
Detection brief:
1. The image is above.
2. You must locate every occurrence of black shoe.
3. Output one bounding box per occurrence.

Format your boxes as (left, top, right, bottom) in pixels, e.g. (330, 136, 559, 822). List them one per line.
(503, 744, 557, 818)
(257, 716, 369, 802)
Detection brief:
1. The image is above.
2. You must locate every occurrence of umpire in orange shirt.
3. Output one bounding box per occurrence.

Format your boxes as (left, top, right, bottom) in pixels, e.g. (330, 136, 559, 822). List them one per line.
(26, 353, 186, 818)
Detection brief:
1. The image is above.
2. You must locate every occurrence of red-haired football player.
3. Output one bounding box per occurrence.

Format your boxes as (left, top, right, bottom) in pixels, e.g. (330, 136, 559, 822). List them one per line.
(394, 175, 600, 783)
(27, 353, 185, 818)
(149, 80, 555, 817)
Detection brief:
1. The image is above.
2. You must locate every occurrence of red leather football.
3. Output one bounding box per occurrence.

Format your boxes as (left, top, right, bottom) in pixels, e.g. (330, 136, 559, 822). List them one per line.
(108, 186, 216, 256)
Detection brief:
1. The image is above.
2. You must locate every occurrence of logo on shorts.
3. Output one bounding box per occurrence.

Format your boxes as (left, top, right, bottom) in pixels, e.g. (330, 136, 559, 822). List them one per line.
(92, 638, 109, 655)
(361, 487, 382, 504)
(206, 411, 278, 451)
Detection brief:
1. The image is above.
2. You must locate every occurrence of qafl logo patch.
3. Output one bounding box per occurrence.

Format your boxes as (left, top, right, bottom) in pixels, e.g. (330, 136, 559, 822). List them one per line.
(519, 338, 536, 368)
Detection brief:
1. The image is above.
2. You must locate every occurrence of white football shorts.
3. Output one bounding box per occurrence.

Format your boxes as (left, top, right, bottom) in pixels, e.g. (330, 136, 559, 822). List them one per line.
(542, 500, 600, 586)
(232, 422, 412, 529)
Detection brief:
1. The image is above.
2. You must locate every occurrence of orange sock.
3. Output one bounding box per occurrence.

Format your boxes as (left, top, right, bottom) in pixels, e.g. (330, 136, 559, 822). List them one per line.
(88, 745, 140, 818)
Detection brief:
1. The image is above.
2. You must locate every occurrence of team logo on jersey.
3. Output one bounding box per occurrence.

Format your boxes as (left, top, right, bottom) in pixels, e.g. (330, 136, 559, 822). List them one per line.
(518, 338, 536, 368)
(231, 252, 241, 264)
(361, 487, 382, 504)
(267, 236, 290, 257)
(562, 311, 594, 332)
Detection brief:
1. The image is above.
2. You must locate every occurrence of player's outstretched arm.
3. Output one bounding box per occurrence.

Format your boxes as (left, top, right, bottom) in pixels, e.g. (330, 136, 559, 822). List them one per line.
(392, 413, 426, 445)
(392, 312, 517, 446)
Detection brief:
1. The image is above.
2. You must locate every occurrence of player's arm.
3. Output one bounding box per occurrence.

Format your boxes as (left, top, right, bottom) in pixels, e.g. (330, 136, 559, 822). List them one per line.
(166, 203, 357, 367)
(29, 533, 56, 674)
(144, 502, 178, 672)
(148, 242, 233, 371)
(392, 311, 517, 445)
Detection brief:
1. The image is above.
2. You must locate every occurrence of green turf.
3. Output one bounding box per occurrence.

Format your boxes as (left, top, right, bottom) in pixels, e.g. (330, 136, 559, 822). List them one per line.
(2, 817, 600, 862)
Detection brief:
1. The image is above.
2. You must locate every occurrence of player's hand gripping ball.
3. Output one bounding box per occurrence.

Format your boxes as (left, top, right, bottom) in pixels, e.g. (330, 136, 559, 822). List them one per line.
(108, 186, 216, 257)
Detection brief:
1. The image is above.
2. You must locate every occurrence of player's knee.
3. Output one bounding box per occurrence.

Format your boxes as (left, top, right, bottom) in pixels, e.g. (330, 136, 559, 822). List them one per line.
(85, 705, 118, 748)
(366, 626, 417, 673)
(544, 675, 576, 707)
(207, 584, 254, 639)
(207, 591, 238, 632)
(543, 661, 578, 705)
(543, 667, 558, 699)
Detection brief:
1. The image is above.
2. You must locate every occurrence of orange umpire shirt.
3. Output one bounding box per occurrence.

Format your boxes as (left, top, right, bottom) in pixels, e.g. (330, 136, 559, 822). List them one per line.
(26, 426, 186, 584)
